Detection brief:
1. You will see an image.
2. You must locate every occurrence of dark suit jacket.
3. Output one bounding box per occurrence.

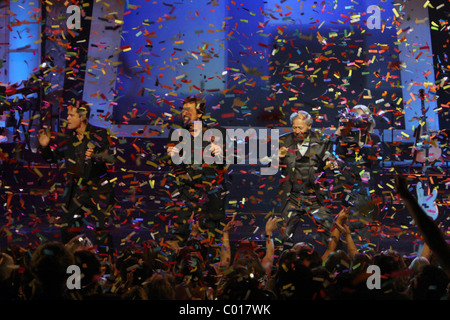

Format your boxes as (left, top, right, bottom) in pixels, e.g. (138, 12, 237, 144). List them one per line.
(39, 124, 115, 206)
(167, 124, 229, 220)
(279, 131, 332, 209)
(334, 132, 381, 169)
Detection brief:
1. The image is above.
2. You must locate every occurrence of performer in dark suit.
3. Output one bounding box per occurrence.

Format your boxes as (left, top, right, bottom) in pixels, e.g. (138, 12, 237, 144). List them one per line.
(166, 96, 228, 243)
(333, 105, 381, 243)
(38, 101, 116, 254)
(278, 111, 336, 247)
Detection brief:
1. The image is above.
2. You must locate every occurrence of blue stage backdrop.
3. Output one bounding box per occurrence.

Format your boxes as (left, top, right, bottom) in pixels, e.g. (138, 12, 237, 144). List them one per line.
(113, 0, 403, 131)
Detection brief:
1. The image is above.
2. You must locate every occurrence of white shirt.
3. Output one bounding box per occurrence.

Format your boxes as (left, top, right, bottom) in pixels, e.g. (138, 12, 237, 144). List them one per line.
(297, 139, 310, 156)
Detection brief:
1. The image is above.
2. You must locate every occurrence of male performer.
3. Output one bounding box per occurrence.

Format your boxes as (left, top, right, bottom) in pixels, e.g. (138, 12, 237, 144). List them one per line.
(166, 96, 228, 242)
(278, 110, 336, 247)
(334, 105, 381, 241)
(38, 101, 116, 254)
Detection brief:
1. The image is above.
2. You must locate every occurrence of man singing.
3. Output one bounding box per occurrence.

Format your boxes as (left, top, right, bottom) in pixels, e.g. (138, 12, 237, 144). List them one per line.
(166, 96, 228, 243)
(38, 101, 116, 255)
(278, 110, 336, 248)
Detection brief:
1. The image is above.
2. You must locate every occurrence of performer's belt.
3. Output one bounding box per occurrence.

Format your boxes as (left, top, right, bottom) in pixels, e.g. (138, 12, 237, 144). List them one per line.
(289, 192, 319, 203)
(291, 184, 315, 193)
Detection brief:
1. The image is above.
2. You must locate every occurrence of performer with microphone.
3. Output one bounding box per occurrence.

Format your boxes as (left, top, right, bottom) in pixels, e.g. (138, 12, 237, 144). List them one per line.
(38, 101, 116, 254)
(166, 96, 228, 243)
(334, 105, 381, 243)
(278, 110, 336, 248)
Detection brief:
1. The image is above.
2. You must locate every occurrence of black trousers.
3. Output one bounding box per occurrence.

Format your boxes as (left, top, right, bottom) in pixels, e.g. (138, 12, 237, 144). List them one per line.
(171, 189, 225, 243)
(281, 192, 334, 246)
(337, 163, 379, 245)
(61, 184, 114, 254)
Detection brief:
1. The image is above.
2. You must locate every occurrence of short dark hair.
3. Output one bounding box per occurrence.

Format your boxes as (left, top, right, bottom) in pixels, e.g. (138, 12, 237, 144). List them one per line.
(183, 96, 205, 116)
(71, 100, 91, 120)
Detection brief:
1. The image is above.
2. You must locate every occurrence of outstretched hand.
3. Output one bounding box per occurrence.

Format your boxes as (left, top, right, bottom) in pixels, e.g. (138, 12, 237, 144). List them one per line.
(265, 216, 281, 236)
(336, 207, 350, 224)
(335, 220, 351, 237)
(188, 212, 200, 236)
(223, 213, 237, 233)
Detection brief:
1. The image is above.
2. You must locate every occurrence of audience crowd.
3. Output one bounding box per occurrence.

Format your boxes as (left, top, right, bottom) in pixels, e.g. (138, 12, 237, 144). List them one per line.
(0, 177, 449, 301)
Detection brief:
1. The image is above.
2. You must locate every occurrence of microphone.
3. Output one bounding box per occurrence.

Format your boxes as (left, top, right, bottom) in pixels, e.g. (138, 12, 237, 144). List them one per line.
(83, 146, 95, 179)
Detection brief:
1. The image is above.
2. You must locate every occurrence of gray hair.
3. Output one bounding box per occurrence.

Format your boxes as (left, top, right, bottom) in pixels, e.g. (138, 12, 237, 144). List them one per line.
(290, 110, 313, 126)
(353, 104, 375, 132)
